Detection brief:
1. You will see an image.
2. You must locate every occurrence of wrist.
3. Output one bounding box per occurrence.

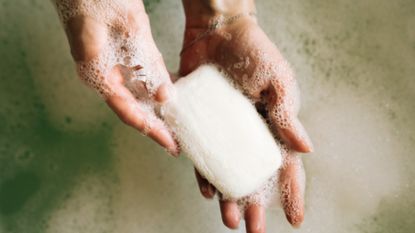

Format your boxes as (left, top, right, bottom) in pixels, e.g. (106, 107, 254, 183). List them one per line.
(182, 0, 256, 28)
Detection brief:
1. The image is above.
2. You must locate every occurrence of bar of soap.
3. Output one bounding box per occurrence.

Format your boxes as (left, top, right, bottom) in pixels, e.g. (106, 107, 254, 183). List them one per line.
(162, 65, 282, 198)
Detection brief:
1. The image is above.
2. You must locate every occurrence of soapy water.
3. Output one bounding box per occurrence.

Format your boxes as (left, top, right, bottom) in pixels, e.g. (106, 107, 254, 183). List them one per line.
(1, 0, 415, 233)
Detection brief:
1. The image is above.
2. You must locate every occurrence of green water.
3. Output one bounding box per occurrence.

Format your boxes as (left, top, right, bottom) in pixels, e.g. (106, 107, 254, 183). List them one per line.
(1, 0, 414, 233)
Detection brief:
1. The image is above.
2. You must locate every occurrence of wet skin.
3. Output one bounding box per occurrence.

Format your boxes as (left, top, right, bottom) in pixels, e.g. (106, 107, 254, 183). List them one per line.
(181, 0, 312, 231)
(59, 0, 313, 232)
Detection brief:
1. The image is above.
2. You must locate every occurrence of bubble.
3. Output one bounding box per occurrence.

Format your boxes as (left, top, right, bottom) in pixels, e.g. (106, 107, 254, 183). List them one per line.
(162, 65, 282, 199)
(53, 0, 166, 100)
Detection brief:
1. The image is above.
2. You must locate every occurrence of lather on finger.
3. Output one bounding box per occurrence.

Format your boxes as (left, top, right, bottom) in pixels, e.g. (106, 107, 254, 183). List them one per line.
(267, 80, 313, 153)
(278, 152, 305, 227)
(276, 117, 313, 153)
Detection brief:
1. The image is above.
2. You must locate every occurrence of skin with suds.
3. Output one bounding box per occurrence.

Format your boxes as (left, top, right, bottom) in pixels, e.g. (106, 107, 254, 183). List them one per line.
(181, 0, 313, 231)
(53, 0, 179, 155)
(53, 0, 313, 232)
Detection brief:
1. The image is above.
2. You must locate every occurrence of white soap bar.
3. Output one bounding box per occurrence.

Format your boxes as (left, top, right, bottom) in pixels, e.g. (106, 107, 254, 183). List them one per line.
(162, 65, 282, 198)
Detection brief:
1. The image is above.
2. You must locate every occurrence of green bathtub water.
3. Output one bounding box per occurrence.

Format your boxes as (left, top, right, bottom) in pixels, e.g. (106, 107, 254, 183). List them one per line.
(1, 0, 414, 232)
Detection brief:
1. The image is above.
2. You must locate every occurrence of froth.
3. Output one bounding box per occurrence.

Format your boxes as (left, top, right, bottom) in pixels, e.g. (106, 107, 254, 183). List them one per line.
(224, 46, 301, 140)
(53, 0, 167, 99)
(221, 144, 306, 218)
(162, 64, 282, 199)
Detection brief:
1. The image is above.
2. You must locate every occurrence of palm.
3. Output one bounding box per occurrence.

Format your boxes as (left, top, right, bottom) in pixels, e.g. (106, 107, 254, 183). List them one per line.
(59, 2, 179, 155)
(179, 16, 312, 229)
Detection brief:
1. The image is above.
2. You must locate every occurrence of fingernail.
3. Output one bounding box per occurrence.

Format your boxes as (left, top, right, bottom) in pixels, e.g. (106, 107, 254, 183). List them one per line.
(157, 128, 179, 157)
(201, 184, 215, 198)
(294, 119, 314, 153)
(168, 146, 180, 157)
(167, 144, 180, 158)
(168, 71, 179, 82)
(201, 185, 208, 194)
(207, 184, 216, 197)
(300, 133, 314, 153)
(201, 185, 210, 197)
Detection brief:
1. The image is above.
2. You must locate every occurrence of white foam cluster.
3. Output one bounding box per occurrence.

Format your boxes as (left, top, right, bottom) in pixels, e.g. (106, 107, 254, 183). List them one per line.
(219, 44, 310, 146)
(232, 171, 280, 213)
(53, 0, 167, 99)
(225, 144, 305, 216)
(5, 0, 414, 232)
(161, 65, 282, 199)
(248, 51, 300, 130)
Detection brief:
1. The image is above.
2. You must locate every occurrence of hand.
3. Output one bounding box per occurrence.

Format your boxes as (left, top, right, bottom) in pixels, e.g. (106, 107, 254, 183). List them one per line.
(179, 4, 313, 232)
(55, 0, 179, 155)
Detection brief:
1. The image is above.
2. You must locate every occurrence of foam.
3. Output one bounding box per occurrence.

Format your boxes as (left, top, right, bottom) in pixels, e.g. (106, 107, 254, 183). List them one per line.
(232, 145, 305, 214)
(161, 65, 282, 198)
(2, 0, 412, 232)
(52, 0, 169, 99)
(246, 50, 300, 131)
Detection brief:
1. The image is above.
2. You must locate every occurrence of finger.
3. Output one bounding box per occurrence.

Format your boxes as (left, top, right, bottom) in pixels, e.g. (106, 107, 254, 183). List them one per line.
(277, 117, 313, 153)
(244, 204, 266, 233)
(106, 93, 179, 156)
(267, 81, 313, 153)
(105, 67, 179, 156)
(278, 153, 305, 228)
(194, 168, 216, 199)
(219, 199, 240, 229)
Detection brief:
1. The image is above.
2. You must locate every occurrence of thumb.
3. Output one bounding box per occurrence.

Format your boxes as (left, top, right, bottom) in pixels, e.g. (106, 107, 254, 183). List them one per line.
(275, 116, 313, 153)
(267, 81, 313, 153)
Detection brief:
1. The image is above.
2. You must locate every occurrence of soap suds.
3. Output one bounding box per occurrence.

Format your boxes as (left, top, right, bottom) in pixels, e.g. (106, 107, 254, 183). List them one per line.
(162, 65, 282, 199)
(1, 0, 415, 233)
(53, 0, 169, 99)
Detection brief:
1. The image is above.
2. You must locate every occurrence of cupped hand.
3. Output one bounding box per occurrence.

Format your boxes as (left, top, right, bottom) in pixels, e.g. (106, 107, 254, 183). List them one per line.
(180, 15, 313, 231)
(57, 0, 179, 155)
